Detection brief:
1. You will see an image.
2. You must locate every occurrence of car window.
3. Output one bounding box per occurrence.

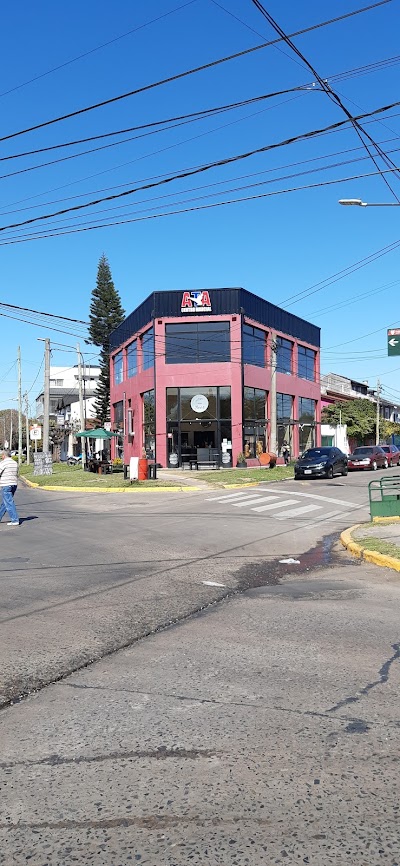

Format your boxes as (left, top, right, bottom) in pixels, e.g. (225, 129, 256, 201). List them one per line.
(353, 447, 373, 455)
(302, 448, 332, 458)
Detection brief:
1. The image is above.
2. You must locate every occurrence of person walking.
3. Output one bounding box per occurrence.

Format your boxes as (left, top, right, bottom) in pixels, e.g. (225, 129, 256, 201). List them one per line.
(0, 449, 20, 526)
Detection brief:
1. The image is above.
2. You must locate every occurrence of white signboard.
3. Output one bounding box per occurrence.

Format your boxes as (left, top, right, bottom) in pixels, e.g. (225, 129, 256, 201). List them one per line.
(129, 456, 139, 481)
(30, 425, 42, 441)
(190, 394, 209, 414)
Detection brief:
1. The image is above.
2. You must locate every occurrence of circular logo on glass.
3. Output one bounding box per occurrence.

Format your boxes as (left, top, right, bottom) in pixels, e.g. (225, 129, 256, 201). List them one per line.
(190, 394, 209, 413)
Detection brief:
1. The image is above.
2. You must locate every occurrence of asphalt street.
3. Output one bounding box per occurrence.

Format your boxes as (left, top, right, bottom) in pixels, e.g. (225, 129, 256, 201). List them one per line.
(1, 551, 399, 864)
(0, 468, 384, 706)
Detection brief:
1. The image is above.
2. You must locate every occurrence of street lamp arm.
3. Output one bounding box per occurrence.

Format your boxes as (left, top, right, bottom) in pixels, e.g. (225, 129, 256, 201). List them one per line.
(338, 198, 400, 206)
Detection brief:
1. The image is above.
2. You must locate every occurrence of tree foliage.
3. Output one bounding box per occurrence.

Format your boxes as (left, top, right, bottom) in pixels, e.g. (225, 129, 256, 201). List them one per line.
(322, 398, 377, 440)
(89, 254, 125, 425)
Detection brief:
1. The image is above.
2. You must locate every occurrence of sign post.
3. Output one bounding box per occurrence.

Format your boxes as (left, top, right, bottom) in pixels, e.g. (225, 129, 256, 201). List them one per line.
(388, 328, 400, 356)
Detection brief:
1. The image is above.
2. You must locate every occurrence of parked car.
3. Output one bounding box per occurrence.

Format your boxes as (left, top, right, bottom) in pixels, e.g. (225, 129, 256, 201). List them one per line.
(294, 447, 348, 479)
(348, 446, 388, 471)
(379, 444, 400, 466)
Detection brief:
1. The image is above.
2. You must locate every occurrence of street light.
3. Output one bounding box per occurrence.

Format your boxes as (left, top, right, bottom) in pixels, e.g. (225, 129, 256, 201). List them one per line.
(338, 198, 400, 207)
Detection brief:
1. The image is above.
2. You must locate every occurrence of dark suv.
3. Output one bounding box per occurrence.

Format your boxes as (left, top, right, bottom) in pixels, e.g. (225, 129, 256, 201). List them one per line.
(294, 447, 348, 479)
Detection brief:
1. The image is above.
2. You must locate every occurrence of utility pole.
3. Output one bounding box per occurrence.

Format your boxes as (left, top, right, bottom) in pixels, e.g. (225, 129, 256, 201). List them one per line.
(17, 346, 23, 465)
(25, 393, 30, 465)
(376, 379, 381, 445)
(77, 344, 85, 468)
(10, 408, 13, 451)
(269, 332, 277, 455)
(42, 338, 51, 453)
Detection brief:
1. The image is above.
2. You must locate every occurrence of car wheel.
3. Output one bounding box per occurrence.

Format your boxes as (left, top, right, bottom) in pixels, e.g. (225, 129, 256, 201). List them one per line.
(371, 460, 378, 471)
(342, 465, 348, 476)
(383, 459, 389, 469)
(326, 465, 334, 479)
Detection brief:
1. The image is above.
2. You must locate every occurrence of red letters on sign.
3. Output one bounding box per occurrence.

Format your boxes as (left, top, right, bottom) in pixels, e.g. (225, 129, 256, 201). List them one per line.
(201, 291, 211, 307)
(181, 291, 192, 308)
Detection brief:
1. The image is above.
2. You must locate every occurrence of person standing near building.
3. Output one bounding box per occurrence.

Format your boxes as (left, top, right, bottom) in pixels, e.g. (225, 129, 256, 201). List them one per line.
(0, 449, 20, 526)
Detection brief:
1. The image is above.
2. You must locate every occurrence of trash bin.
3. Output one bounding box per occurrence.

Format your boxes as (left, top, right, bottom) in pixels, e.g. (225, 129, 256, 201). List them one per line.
(147, 463, 157, 480)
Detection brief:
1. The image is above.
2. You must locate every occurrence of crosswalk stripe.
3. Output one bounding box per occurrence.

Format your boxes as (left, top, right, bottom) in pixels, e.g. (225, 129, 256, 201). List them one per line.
(232, 495, 278, 508)
(252, 498, 299, 513)
(206, 492, 258, 502)
(274, 503, 322, 519)
(258, 488, 358, 508)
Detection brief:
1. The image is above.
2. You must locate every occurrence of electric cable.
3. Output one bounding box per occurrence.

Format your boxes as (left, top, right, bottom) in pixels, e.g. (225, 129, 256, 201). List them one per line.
(249, 0, 400, 202)
(0, 0, 392, 144)
(2, 165, 400, 246)
(0, 1, 198, 100)
(1, 97, 399, 235)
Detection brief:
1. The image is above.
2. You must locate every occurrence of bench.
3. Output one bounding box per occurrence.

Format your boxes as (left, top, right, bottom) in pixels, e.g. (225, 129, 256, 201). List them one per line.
(195, 448, 220, 470)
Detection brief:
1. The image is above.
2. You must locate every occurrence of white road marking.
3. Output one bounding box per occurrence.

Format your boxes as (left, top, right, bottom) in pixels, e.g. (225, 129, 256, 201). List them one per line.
(206, 491, 258, 502)
(279, 558, 300, 564)
(274, 503, 322, 519)
(232, 496, 276, 507)
(252, 499, 299, 513)
(202, 581, 226, 587)
(258, 488, 359, 507)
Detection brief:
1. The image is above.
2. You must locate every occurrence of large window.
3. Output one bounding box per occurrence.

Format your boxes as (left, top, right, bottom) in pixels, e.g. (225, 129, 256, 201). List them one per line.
(276, 337, 293, 374)
(127, 341, 137, 378)
(243, 387, 267, 458)
(143, 390, 155, 457)
(277, 393, 293, 455)
(299, 397, 316, 452)
(298, 345, 316, 381)
(113, 351, 123, 385)
(142, 327, 154, 370)
(165, 322, 230, 364)
(243, 323, 266, 367)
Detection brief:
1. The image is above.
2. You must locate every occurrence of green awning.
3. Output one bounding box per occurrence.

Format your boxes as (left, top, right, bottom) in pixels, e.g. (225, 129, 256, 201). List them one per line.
(76, 428, 119, 439)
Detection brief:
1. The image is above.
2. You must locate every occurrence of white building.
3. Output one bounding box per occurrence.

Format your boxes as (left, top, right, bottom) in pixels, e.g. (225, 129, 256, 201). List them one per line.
(36, 364, 101, 459)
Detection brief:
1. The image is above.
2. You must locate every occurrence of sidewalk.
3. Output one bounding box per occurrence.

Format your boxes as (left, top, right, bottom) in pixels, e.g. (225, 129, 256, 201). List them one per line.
(341, 519, 400, 572)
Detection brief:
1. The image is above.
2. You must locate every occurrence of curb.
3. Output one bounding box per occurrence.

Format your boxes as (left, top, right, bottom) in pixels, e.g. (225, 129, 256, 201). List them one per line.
(20, 478, 201, 493)
(340, 524, 400, 573)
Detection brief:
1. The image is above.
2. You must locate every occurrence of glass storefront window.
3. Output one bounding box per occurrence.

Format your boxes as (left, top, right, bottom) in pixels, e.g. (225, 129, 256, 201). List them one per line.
(165, 322, 230, 364)
(277, 393, 293, 456)
(166, 388, 178, 421)
(243, 323, 266, 367)
(143, 389, 155, 457)
(127, 341, 137, 377)
(299, 397, 316, 452)
(298, 345, 316, 381)
(113, 351, 123, 385)
(142, 327, 154, 370)
(276, 337, 293, 374)
(165, 387, 232, 467)
(243, 387, 267, 458)
(180, 387, 217, 421)
(244, 387, 267, 421)
(219, 386, 231, 419)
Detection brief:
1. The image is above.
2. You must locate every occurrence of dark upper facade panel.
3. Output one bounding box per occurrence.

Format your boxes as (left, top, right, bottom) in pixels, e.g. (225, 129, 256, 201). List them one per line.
(110, 287, 320, 351)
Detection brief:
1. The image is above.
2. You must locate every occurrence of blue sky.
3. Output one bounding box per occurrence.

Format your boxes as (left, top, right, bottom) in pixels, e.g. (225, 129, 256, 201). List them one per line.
(1, 0, 400, 412)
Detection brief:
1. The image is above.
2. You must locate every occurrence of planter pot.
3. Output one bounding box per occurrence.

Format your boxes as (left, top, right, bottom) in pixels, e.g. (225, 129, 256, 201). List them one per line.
(236, 461, 247, 468)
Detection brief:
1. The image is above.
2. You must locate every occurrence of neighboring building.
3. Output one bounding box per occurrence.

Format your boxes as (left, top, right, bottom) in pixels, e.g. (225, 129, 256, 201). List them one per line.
(321, 373, 400, 424)
(109, 288, 321, 467)
(321, 423, 349, 454)
(36, 364, 100, 458)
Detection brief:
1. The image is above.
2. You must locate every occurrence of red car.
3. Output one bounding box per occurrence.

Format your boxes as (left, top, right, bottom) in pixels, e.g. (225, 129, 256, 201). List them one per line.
(379, 444, 400, 466)
(348, 446, 388, 471)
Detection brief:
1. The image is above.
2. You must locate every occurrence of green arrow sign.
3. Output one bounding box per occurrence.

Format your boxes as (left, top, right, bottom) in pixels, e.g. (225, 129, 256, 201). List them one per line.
(388, 329, 400, 356)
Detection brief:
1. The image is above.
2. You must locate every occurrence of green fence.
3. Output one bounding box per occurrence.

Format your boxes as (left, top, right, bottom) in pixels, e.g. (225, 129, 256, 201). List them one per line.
(368, 476, 400, 519)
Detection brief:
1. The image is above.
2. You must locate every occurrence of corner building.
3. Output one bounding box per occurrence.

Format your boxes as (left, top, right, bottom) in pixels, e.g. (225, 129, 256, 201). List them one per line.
(109, 288, 321, 468)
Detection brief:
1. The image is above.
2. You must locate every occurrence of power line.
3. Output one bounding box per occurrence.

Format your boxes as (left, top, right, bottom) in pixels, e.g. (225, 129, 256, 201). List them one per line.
(2, 164, 400, 247)
(1, 97, 399, 236)
(0, 301, 88, 325)
(249, 0, 400, 202)
(0, 310, 89, 339)
(0, 1, 198, 100)
(0, 0, 392, 145)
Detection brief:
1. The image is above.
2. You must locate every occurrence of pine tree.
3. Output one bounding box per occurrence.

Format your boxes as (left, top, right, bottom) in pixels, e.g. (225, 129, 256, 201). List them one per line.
(89, 254, 125, 425)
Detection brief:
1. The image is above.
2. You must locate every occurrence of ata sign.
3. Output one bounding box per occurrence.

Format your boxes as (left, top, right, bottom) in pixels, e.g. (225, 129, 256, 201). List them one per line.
(181, 290, 212, 313)
(388, 328, 400, 356)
